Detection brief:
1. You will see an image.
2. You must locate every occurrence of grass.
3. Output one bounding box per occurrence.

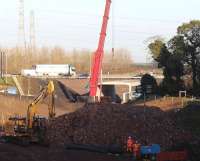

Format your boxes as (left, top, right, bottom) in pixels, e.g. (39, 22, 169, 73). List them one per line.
(0, 77, 15, 86)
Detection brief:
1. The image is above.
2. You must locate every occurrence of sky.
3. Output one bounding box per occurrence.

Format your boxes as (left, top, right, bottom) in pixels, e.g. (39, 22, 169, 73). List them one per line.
(0, 0, 200, 63)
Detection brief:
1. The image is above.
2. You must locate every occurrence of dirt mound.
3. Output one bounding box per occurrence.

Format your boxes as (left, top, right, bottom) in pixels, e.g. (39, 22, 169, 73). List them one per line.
(52, 80, 84, 112)
(47, 104, 188, 150)
(175, 103, 200, 137)
(18, 77, 42, 95)
(0, 79, 85, 119)
(171, 103, 200, 161)
(0, 95, 71, 119)
(58, 79, 88, 95)
(15, 77, 85, 113)
(176, 104, 200, 133)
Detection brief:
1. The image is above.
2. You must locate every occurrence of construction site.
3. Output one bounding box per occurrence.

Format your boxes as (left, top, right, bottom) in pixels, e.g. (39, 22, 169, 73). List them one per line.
(0, 0, 200, 161)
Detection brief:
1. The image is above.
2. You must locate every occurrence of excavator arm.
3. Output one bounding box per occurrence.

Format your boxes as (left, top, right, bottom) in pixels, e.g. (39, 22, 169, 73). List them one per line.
(26, 81, 55, 129)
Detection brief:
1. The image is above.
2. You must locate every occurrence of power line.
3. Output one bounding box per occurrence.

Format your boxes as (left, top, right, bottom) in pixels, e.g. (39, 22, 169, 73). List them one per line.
(30, 10, 36, 52)
(33, 20, 175, 36)
(35, 15, 178, 32)
(35, 8, 185, 24)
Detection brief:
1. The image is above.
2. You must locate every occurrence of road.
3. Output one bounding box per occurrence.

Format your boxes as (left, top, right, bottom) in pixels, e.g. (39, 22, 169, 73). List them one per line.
(5, 74, 164, 80)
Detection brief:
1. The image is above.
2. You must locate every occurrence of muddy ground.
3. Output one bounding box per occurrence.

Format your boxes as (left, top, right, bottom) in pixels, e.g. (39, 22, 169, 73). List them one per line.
(0, 78, 86, 120)
(0, 143, 130, 161)
(0, 94, 83, 120)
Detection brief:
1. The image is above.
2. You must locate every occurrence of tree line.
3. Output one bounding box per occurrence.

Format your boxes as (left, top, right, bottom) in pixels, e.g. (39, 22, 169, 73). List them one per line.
(148, 20, 200, 96)
(1, 47, 134, 74)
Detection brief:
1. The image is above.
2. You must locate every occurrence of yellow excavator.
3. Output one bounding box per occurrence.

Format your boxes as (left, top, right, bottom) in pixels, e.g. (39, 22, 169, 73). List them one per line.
(4, 81, 55, 145)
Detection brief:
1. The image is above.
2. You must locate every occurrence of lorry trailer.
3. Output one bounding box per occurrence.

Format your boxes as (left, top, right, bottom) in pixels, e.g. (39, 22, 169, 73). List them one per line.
(21, 64, 76, 77)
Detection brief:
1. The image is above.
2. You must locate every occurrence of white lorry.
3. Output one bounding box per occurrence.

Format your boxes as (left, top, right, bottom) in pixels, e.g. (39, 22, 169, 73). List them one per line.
(21, 64, 76, 77)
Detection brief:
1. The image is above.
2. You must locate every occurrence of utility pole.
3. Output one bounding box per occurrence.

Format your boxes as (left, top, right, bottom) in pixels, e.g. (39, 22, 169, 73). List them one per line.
(0, 51, 5, 79)
(18, 0, 26, 52)
(30, 10, 36, 54)
(0, 52, 3, 78)
(5, 52, 7, 84)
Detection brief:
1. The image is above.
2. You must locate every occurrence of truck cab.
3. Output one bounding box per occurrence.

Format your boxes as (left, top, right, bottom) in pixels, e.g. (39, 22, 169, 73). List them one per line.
(69, 65, 76, 76)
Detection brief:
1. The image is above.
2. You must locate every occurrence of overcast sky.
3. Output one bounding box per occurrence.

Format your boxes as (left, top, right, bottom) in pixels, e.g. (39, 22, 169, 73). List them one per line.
(0, 0, 200, 62)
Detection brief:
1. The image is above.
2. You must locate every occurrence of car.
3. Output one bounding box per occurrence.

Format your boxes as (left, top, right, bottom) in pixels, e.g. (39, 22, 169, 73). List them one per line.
(78, 73, 90, 79)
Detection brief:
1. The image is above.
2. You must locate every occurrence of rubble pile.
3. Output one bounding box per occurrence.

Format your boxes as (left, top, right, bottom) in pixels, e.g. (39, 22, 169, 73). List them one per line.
(173, 103, 200, 159)
(47, 103, 189, 149)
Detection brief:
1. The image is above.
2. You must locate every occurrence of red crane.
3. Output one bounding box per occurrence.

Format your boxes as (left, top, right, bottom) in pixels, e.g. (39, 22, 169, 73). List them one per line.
(89, 0, 112, 98)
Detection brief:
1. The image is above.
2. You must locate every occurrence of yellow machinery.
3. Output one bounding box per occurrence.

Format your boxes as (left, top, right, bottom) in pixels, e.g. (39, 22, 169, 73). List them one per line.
(4, 81, 55, 145)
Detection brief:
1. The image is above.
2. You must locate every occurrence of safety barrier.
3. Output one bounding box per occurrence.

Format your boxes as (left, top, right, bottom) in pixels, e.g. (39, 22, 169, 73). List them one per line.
(157, 150, 187, 161)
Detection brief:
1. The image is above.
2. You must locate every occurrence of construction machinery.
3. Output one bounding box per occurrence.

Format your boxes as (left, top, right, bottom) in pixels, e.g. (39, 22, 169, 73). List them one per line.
(89, 0, 111, 102)
(4, 80, 55, 145)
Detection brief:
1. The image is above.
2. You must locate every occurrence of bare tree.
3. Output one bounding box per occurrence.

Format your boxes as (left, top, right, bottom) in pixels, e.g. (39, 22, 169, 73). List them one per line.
(4, 46, 134, 74)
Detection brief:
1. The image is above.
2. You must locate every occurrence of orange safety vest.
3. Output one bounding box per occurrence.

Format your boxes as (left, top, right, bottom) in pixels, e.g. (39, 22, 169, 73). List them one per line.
(133, 143, 141, 156)
(134, 144, 140, 151)
(127, 138, 135, 152)
(127, 139, 133, 147)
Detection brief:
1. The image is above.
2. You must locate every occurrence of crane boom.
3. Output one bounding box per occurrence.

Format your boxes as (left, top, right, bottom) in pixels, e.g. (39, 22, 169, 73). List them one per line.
(89, 0, 112, 97)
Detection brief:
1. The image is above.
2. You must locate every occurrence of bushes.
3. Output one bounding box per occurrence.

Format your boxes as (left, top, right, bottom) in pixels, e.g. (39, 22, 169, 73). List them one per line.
(140, 73, 185, 96)
(159, 78, 185, 96)
(140, 74, 158, 94)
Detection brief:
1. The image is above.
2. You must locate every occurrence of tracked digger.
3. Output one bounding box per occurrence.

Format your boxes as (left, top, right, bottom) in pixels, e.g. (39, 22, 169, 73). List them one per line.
(4, 81, 55, 145)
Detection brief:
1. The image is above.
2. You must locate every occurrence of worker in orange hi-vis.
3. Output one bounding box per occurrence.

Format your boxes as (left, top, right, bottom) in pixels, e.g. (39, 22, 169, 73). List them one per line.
(127, 136, 135, 153)
(133, 141, 141, 159)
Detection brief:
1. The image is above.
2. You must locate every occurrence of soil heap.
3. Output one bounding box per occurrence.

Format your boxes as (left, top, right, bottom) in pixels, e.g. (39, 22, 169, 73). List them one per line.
(173, 103, 200, 160)
(47, 103, 189, 150)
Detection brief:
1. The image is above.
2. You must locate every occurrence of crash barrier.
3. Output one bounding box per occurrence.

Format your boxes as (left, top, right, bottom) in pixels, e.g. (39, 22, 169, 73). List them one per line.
(157, 150, 188, 161)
